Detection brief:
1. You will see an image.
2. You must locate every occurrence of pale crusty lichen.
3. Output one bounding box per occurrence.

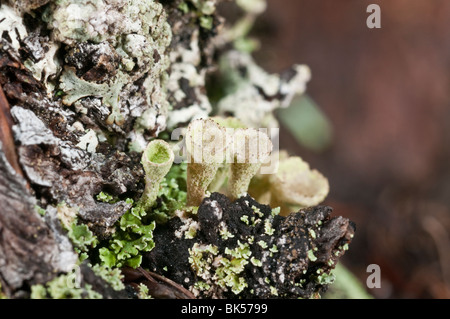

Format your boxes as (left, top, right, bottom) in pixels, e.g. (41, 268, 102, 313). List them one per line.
(44, 0, 172, 50)
(44, 0, 172, 133)
(0, 4, 28, 51)
(60, 67, 129, 125)
(217, 50, 311, 128)
(166, 29, 212, 129)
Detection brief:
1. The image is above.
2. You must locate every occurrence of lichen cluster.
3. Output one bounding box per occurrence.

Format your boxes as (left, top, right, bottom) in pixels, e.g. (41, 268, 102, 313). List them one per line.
(0, 0, 354, 299)
(146, 193, 355, 298)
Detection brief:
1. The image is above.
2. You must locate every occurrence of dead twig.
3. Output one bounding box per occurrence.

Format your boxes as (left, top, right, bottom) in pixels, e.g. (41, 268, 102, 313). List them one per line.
(122, 267, 195, 299)
(0, 84, 26, 180)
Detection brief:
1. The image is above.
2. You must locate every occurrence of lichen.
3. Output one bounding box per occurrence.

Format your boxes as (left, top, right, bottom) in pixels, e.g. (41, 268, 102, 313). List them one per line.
(91, 264, 125, 292)
(40, 0, 173, 138)
(248, 151, 329, 215)
(0, 0, 356, 300)
(30, 273, 102, 299)
(216, 50, 311, 128)
(187, 0, 218, 16)
(59, 67, 129, 125)
(150, 162, 188, 224)
(165, 30, 212, 129)
(138, 139, 175, 211)
(146, 192, 356, 299)
(0, 4, 27, 51)
(269, 155, 329, 215)
(185, 119, 228, 206)
(228, 128, 272, 200)
(99, 203, 156, 268)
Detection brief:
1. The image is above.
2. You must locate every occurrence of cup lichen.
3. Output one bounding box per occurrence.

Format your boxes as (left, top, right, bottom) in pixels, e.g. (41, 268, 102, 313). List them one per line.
(228, 128, 272, 200)
(138, 139, 175, 211)
(269, 156, 329, 215)
(247, 151, 329, 215)
(185, 118, 229, 206)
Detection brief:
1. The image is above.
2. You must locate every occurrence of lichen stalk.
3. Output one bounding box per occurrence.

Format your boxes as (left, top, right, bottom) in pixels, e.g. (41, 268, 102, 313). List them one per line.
(185, 119, 229, 206)
(228, 128, 272, 200)
(139, 139, 174, 210)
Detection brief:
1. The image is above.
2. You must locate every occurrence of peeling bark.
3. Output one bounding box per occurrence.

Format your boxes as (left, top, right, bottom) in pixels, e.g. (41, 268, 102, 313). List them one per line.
(0, 143, 75, 297)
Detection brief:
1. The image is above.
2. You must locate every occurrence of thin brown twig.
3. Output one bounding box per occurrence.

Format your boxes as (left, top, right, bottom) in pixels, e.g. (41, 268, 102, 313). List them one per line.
(0, 84, 25, 179)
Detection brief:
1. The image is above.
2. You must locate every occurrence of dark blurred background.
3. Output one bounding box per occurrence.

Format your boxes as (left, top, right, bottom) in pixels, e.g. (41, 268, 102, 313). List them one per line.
(252, 0, 450, 298)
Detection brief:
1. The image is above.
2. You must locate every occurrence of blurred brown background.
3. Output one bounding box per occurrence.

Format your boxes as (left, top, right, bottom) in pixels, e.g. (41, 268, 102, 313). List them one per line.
(252, 0, 450, 298)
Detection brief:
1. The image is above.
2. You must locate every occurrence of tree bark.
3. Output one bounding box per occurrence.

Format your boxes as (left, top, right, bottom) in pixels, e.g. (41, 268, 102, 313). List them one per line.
(0, 141, 64, 297)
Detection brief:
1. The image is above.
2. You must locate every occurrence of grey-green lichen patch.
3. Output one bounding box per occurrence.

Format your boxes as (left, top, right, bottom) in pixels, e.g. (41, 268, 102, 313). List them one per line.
(41, 0, 173, 139)
(44, 0, 172, 49)
(31, 273, 102, 299)
(90, 264, 125, 292)
(60, 67, 129, 125)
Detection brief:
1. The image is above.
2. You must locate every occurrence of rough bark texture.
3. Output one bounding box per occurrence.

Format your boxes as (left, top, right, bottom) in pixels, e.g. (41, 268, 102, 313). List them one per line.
(0, 142, 65, 297)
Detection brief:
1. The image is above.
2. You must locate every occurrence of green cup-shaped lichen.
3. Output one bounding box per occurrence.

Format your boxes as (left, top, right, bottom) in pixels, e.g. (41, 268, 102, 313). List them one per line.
(228, 128, 272, 200)
(139, 139, 174, 210)
(269, 156, 329, 215)
(185, 118, 229, 206)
